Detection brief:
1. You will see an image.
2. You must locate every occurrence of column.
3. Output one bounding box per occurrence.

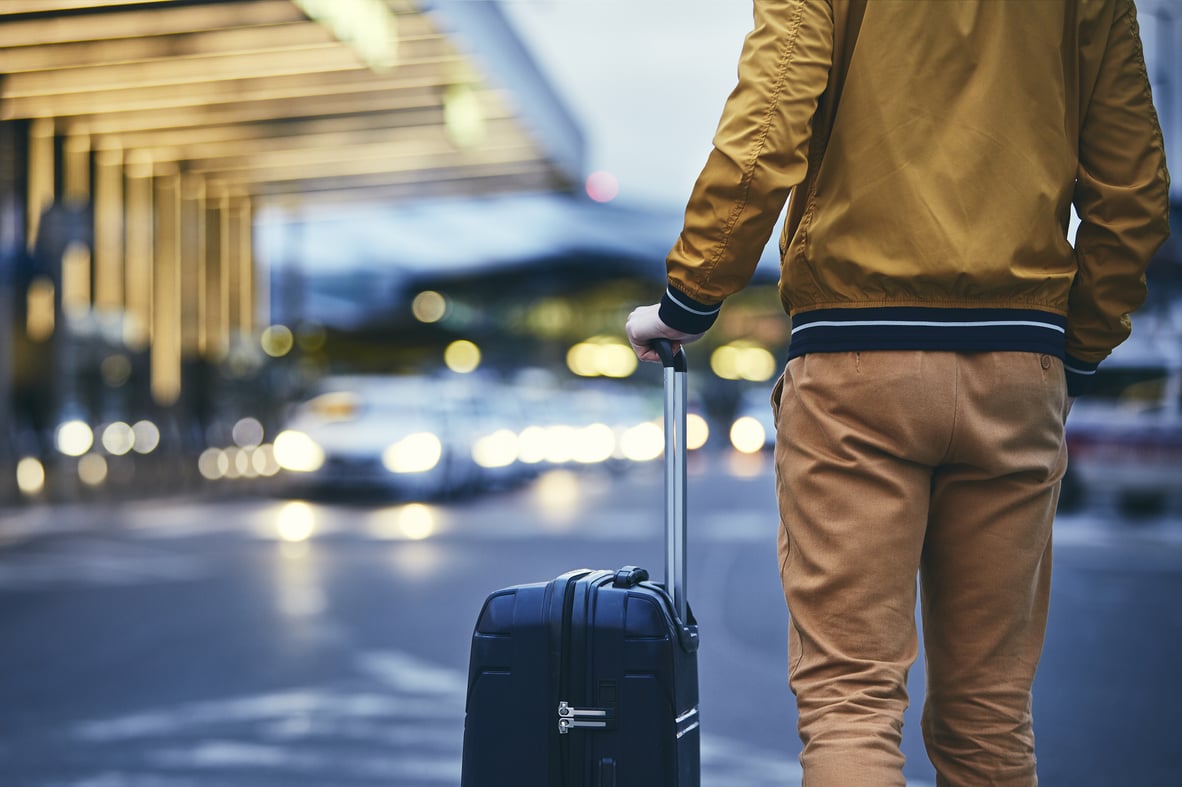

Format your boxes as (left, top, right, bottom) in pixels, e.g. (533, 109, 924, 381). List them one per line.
(205, 183, 230, 362)
(227, 195, 257, 338)
(152, 166, 181, 407)
(25, 118, 53, 255)
(179, 174, 206, 358)
(124, 152, 153, 351)
(93, 145, 125, 317)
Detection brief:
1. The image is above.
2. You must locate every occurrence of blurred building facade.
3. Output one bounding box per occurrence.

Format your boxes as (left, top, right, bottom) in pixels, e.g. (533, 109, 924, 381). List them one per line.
(1, 1, 1179, 507)
(0, 0, 583, 504)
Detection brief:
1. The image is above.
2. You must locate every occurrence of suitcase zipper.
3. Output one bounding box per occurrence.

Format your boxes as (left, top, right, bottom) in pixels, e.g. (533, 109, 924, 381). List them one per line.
(557, 701, 613, 734)
(557, 573, 617, 736)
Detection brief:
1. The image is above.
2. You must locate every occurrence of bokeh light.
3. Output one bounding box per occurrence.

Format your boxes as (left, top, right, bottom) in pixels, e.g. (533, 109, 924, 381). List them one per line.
(254, 445, 281, 477)
(100, 354, 132, 387)
(687, 413, 710, 450)
(620, 421, 664, 462)
(101, 422, 135, 455)
(534, 469, 582, 522)
(412, 290, 448, 323)
(277, 501, 316, 542)
(473, 429, 519, 469)
(77, 454, 108, 486)
(566, 336, 638, 378)
(398, 503, 437, 540)
(56, 420, 94, 457)
(297, 323, 327, 351)
(199, 448, 230, 480)
(572, 423, 616, 464)
(730, 416, 767, 454)
(710, 342, 778, 381)
(232, 417, 265, 448)
(517, 425, 549, 465)
(585, 170, 619, 203)
(273, 430, 326, 473)
(16, 457, 45, 496)
(382, 432, 442, 474)
(261, 324, 295, 358)
(543, 425, 578, 465)
(131, 420, 161, 454)
(444, 340, 481, 373)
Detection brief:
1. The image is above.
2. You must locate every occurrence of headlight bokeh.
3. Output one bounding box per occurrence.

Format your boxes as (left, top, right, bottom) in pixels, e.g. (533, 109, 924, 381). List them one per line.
(382, 432, 443, 474)
(273, 431, 326, 474)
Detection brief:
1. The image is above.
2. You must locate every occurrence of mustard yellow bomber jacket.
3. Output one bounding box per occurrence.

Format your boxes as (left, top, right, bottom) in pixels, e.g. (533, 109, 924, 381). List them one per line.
(658, 0, 1171, 395)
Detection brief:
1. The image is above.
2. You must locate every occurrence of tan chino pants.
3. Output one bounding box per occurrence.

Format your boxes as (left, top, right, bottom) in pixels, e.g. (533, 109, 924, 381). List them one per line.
(772, 351, 1068, 786)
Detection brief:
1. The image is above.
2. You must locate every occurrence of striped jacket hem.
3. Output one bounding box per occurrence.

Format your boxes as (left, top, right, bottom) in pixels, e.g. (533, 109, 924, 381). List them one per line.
(787, 306, 1097, 395)
(659, 286, 1100, 396)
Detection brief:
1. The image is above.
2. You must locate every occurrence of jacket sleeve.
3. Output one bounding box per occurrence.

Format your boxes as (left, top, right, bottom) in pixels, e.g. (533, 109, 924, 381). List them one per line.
(659, 0, 835, 334)
(1068, 0, 1171, 395)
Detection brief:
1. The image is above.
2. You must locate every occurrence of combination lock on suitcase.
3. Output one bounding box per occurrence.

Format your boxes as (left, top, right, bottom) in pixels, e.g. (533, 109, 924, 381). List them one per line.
(461, 340, 700, 786)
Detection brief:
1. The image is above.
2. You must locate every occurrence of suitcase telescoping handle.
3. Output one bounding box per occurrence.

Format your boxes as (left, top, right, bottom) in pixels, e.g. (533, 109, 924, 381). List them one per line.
(652, 339, 689, 623)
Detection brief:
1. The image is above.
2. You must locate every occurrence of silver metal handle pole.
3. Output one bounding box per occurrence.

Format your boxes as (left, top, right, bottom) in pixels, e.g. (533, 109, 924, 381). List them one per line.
(655, 341, 688, 622)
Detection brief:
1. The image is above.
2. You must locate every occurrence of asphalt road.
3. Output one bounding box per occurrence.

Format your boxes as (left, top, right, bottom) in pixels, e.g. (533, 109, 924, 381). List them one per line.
(1, 453, 1180, 786)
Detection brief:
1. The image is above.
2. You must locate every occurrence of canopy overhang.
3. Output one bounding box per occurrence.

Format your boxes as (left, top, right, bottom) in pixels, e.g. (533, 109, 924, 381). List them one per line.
(0, 0, 584, 205)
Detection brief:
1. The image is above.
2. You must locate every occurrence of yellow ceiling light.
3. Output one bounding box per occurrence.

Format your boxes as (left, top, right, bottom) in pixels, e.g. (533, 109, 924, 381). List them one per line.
(444, 83, 487, 149)
(293, 0, 399, 72)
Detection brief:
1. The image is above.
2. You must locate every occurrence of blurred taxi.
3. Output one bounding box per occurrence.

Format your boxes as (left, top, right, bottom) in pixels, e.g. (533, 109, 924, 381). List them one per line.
(274, 376, 465, 500)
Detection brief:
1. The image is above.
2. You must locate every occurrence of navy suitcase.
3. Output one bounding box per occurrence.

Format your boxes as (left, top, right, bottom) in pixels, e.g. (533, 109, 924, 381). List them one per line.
(461, 342, 700, 786)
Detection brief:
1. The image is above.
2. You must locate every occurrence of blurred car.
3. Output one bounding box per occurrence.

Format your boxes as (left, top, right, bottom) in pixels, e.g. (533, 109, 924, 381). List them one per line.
(437, 375, 533, 491)
(1061, 332, 1182, 515)
(504, 375, 666, 471)
(274, 375, 473, 500)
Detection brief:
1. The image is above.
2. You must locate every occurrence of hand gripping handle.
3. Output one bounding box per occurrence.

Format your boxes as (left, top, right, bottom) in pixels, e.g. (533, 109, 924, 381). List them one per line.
(652, 339, 687, 371)
(650, 339, 688, 623)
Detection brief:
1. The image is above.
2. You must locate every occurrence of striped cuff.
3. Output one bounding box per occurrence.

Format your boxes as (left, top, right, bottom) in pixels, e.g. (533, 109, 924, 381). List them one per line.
(658, 285, 721, 335)
(1064, 354, 1100, 397)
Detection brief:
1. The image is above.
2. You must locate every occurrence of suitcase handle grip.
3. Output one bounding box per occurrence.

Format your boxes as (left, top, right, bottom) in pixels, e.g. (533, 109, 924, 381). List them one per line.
(652, 338, 687, 371)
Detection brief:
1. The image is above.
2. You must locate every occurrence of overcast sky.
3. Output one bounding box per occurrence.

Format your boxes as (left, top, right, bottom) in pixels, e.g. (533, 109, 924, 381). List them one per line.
(501, 0, 757, 210)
